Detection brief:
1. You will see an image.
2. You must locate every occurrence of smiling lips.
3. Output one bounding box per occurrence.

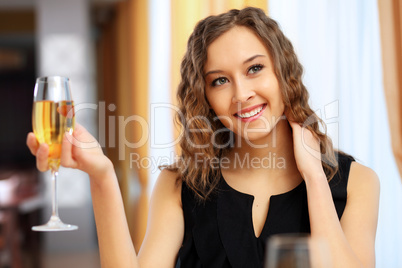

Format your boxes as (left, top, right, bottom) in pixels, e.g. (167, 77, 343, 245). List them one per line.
(234, 103, 267, 122)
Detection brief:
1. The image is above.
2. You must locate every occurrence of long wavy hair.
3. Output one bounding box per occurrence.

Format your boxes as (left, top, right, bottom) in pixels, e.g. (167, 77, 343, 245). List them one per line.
(164, 7, 338, 201)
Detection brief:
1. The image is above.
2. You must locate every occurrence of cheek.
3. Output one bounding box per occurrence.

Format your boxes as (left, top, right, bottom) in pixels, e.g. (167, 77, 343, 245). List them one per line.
(206, 95, 236, 131)
(268, 97, 285, 121)
(206, 91, 231, 116)
(276, 98, 285, 114)
(265, 81, 284, 111)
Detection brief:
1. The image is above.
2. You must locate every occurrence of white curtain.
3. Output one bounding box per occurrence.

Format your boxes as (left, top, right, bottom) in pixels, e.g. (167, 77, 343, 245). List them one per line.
(269, 0, 402, 267)
(148, 0, 174, 195)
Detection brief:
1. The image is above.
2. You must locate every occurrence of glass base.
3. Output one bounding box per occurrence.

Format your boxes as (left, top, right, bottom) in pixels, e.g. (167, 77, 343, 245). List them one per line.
(32, 216, 78, 232)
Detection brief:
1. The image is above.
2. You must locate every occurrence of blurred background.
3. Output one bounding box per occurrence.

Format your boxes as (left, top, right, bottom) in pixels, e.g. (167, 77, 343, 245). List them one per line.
(0, 0, 400, 267)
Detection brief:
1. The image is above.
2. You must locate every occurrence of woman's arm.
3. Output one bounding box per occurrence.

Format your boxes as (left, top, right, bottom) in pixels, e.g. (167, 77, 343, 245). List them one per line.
(287, 119, 380, 268)
(27, 124, 184, 268)
(304, 163, 379, 268)
(27, 125, 138, 267)
(138, 169, 184, 267)
(89, 166, 138, 267)
(339, 162, 380, 267)
(90, 167, 184, 268)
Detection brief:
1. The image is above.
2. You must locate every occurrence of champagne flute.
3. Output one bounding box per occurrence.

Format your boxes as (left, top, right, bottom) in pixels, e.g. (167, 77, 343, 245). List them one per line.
(265, 234, 331, 268)
(31, 76, 78, 231)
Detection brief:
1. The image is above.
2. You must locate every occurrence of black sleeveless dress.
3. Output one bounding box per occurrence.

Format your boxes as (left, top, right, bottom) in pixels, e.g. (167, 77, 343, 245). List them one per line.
(176, 153, 354, 268)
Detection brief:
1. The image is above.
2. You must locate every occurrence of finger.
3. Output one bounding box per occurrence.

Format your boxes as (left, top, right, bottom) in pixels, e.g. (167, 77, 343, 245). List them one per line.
(301, 128, 320, 148)
(71, 123, 100, 149)
(57, 102, 74, 118)
(73, 123, 94, 142)
(288, 119, 302, 135)
(36, 143, 50, 172)
(61, 133, 76, 168)
(26, 133, 39, 155)
(74, 122, 84, 131)
(300, 128, 322, 159)
(72, 123, 87, 139)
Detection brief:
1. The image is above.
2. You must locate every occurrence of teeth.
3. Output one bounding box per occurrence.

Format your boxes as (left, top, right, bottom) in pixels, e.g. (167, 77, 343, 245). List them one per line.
(238, 105, 264, 118)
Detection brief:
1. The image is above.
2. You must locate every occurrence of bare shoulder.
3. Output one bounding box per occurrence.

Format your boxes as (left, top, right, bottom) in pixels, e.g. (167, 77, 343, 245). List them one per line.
(151, 168, 182, 206)
(155, 168, 181, 188)
(348, 161, 380, 197)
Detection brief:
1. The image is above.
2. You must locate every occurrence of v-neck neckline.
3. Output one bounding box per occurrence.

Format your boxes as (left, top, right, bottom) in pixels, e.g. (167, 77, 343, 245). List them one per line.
(219, 174, 305, 239)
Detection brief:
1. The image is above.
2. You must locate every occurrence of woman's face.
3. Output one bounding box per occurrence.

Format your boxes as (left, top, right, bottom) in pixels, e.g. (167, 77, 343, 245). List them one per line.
(204, 26, 285, 143)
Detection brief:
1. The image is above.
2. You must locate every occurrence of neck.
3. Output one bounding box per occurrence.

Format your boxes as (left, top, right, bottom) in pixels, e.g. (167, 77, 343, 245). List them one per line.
(224, 118, 299, 177)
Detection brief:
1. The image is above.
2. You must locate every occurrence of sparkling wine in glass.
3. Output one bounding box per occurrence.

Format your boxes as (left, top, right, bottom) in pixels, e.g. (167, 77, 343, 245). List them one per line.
(265, 234, 331, 268)
(32, 76, 78, 231)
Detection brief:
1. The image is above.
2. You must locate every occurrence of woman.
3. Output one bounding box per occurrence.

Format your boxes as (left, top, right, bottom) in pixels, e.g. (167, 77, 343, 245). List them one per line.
(27, 7, 379, 268)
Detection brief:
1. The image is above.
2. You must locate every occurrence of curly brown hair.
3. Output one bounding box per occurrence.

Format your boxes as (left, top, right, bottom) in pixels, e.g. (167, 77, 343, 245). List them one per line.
(164, 7, 338, 201)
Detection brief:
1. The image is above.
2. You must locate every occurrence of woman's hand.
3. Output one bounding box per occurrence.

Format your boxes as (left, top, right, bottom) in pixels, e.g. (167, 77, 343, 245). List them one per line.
(26, 123, 113, 179)
(285, 110, 325, 181)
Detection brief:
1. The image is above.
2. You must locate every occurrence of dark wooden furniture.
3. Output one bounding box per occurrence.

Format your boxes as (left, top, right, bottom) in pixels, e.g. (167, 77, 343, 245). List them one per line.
(0, 169, 44, 268)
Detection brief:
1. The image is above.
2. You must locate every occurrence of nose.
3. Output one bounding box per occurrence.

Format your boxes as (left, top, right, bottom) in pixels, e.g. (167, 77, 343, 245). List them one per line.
(231, 78, 256, 104)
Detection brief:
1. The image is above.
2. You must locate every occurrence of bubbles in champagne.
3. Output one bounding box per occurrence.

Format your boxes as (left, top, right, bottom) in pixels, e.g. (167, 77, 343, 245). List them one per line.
(32, 100, 75, 170)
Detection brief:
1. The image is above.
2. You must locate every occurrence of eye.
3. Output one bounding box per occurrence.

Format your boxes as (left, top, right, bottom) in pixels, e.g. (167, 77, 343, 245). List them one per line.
(248, 64, 264, 74)
(212, 77, 228, 87)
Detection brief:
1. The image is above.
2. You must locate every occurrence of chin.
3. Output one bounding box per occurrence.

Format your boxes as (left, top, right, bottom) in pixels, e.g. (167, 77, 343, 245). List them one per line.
(235, 131, 274, 146)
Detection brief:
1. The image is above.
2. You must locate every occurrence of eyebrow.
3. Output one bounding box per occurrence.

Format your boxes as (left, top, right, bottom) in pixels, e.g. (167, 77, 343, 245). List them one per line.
(204, 54, 266, 77)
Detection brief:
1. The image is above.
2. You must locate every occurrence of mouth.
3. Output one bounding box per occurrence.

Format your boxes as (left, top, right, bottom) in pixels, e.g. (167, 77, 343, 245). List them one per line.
(234, 103, 267, 121)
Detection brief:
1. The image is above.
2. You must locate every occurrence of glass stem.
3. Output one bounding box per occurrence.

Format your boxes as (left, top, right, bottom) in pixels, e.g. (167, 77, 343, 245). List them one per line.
(51, 168, 59, 219)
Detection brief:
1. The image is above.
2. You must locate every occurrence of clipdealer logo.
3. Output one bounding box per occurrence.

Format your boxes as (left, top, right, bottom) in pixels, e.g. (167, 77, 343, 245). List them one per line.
(65, 100, 339, 168)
